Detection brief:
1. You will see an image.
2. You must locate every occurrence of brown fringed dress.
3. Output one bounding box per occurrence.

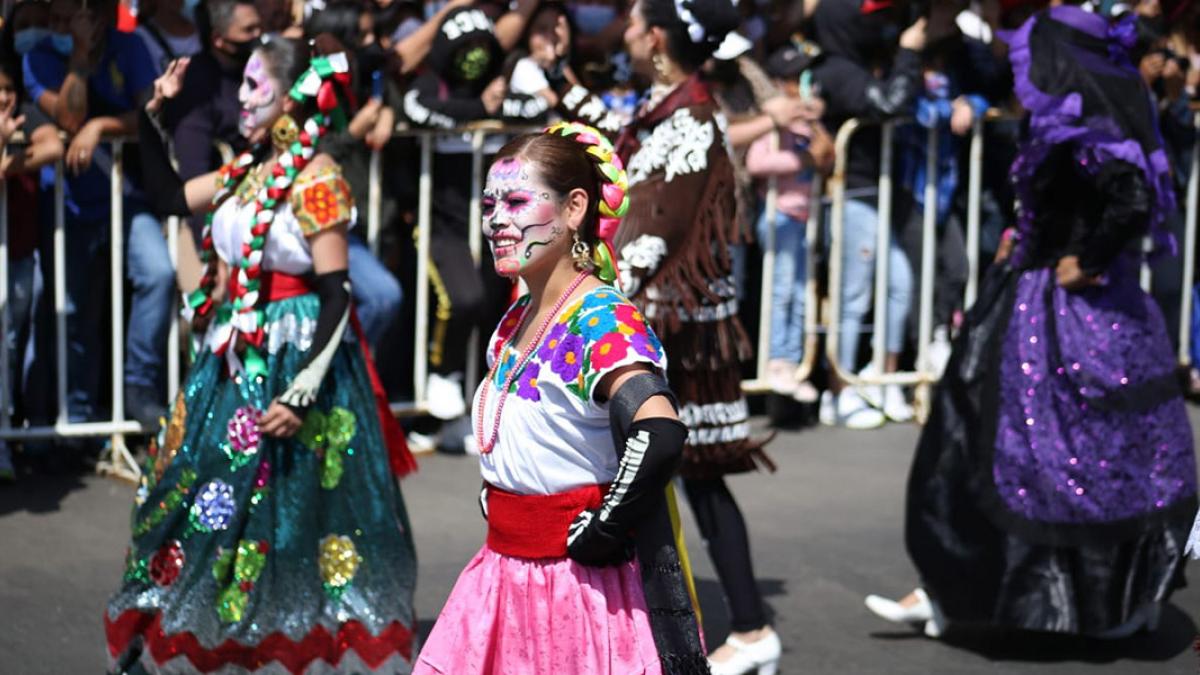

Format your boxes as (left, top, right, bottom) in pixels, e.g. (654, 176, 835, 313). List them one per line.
(559, 75, 772, 479)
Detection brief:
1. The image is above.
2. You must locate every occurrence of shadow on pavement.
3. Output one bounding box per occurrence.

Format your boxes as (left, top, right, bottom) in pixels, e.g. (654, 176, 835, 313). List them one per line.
(697, 576, 787, 646)
(0, 471, 90, 517)
(870, 602, 1198, 665)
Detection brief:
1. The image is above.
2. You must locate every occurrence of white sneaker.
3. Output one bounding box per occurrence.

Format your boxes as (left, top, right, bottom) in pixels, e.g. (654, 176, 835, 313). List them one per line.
(793, 380, 819, 404)
(928, 325, 953, 378)
(426, 372, 466, 421)
(856, 364, 884, 409)
(819, 390, 836, 426)
(837, 388, 886, 430)
(766, 359, 799, 396)
(707, 628, 781, 675)
(406, 431, 438, 455)
(882, 384, 913, 423)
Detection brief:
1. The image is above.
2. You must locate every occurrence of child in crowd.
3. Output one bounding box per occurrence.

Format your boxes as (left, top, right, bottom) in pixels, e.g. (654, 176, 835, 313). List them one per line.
(745, 43, 832, 402)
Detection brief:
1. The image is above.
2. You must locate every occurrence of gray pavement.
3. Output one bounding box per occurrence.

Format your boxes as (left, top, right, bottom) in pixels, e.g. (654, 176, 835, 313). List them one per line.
(1, 416, 1198, 674)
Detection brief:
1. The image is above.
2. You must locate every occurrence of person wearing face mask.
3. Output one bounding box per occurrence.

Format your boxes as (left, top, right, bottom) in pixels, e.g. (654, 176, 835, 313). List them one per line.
(135, 0, 203, 75)
(167, 0, 262, 243)
(22, 0, 176, 438)
(1, 0, 52, 70)
(105, 39, 418, 673)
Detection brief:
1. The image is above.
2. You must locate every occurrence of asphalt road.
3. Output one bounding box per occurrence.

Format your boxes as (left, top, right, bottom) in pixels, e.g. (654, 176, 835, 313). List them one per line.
(1, 415, 1198, 674)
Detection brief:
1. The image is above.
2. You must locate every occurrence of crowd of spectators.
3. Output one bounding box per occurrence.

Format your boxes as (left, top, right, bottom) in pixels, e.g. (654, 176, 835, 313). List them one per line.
(2, 0, 1200, 475)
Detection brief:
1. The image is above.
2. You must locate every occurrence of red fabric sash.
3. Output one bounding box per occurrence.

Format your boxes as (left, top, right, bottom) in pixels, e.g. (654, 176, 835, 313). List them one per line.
(485, 483, 607, 559)
(265, 272, 416, 478)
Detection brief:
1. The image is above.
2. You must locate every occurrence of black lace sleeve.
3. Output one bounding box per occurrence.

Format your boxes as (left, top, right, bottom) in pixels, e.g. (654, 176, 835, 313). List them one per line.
(1068, 160, 1152, 276)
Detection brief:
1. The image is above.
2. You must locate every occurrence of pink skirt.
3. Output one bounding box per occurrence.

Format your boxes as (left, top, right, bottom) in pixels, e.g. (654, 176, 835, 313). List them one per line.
(414, 545, 663, 675)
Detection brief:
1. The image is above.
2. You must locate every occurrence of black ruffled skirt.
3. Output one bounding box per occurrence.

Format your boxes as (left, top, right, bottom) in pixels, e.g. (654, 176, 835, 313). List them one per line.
(906, 264, 1195, 635)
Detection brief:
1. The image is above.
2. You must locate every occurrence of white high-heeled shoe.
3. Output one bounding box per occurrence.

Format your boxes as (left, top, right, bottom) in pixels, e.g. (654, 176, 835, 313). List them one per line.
(865, 588, 932, 623)
(865, 588, 948, 638)
(707, 629, 781, 675)
(864, 588, 945, 634)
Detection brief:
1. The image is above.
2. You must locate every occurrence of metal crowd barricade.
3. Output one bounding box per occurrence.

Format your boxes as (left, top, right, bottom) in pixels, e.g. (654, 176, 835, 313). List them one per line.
(0, 138, 143, 482)
(4, 111, 1200, 480)
(821, 108, 1200, 420)
(824, 117, 939, 418)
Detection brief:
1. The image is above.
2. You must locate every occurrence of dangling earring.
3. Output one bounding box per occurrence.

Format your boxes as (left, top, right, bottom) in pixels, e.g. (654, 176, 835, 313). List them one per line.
(271, 114, 299, 151)
(652, 52, 670, 83)
(571, 232, 593, 271)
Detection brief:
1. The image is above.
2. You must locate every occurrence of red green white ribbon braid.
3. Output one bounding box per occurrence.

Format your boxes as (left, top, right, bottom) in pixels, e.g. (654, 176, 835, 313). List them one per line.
(182, 151, 255, 325)
(189, 52, 352, 378)
(217, 112, 330, 377)
(542, 121, 630, 288)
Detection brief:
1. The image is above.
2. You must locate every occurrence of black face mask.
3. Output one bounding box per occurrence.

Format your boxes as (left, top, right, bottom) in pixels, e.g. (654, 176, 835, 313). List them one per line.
(225, 36, 257, 65)
(356, 42, 387, 79)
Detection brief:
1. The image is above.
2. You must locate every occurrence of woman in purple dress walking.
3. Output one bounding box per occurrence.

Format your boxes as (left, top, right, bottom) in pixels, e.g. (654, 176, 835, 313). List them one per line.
(865, 3, 1197, 638)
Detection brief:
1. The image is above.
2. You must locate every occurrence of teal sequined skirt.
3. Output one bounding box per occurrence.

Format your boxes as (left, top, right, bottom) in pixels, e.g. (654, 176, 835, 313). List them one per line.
(105, 294, 417, 674)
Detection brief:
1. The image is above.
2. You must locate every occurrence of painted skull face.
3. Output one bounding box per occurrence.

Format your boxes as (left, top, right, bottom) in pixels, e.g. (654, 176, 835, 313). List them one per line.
(482, 157, 566, 278)
(238, 51, 281, 139)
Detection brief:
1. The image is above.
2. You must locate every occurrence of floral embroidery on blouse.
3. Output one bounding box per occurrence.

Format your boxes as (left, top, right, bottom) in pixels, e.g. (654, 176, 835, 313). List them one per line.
(290, 167, 354, 236)
(488, 287, 665, 402)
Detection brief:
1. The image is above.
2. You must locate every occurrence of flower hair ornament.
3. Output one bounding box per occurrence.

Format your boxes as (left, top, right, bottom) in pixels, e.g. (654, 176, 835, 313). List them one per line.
(184, 52, 354, 378)
(543, 121, 631, 288)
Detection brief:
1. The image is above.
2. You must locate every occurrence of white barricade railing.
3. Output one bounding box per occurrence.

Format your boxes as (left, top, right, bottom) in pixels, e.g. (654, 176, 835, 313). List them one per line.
(825, 118, 935, 418)
(3, 111, 1199, 478)
(819, 109, 1200, 421)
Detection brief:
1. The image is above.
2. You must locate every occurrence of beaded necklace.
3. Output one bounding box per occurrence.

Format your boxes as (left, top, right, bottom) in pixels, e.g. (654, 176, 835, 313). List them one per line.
(475, 270, 591, 454)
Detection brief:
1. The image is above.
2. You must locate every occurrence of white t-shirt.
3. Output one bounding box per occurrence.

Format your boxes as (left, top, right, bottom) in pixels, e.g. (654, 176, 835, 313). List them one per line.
(509, 56, 550, 96)
(475, 286, 668, 495)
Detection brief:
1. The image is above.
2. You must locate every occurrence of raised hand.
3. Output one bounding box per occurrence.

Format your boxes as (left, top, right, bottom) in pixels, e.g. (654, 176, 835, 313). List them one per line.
(0, 110, 26, 146)
(148, 57, 191, 114)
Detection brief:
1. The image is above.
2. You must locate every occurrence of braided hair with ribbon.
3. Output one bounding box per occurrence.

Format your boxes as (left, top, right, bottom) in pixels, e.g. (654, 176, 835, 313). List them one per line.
(541, 121, 631, 287)
(183, 44, 357, 378)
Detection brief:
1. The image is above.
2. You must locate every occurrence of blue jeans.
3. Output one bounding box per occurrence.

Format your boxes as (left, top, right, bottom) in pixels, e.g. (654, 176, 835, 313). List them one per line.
(835, 198, 912, 372)
(124, 209, 175, 390)
(348, 236, 402, 348)
(5, 255, 36, 414)
(756, 210, 807, 362)
(29, 204, 172, 421)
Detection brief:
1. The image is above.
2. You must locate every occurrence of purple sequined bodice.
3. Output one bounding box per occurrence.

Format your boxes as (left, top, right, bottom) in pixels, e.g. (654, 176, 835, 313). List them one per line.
(993, 263, 1196, 524)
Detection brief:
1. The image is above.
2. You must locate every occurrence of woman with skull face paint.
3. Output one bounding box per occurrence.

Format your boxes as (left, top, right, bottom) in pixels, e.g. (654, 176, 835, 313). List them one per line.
(537, 0, 784, 671)
(415, 123, 708, 674)
(400, 5, 557, 439)
(104, 38, 418, 674)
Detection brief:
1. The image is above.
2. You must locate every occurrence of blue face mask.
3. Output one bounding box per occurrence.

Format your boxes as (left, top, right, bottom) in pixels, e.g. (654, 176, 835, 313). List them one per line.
(50, 32, 74, 56)
(570, 4, 617, 36)
(13, 28, 50, 55)
(182, 0, 202, 22)
(424, 0, 448, 21)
